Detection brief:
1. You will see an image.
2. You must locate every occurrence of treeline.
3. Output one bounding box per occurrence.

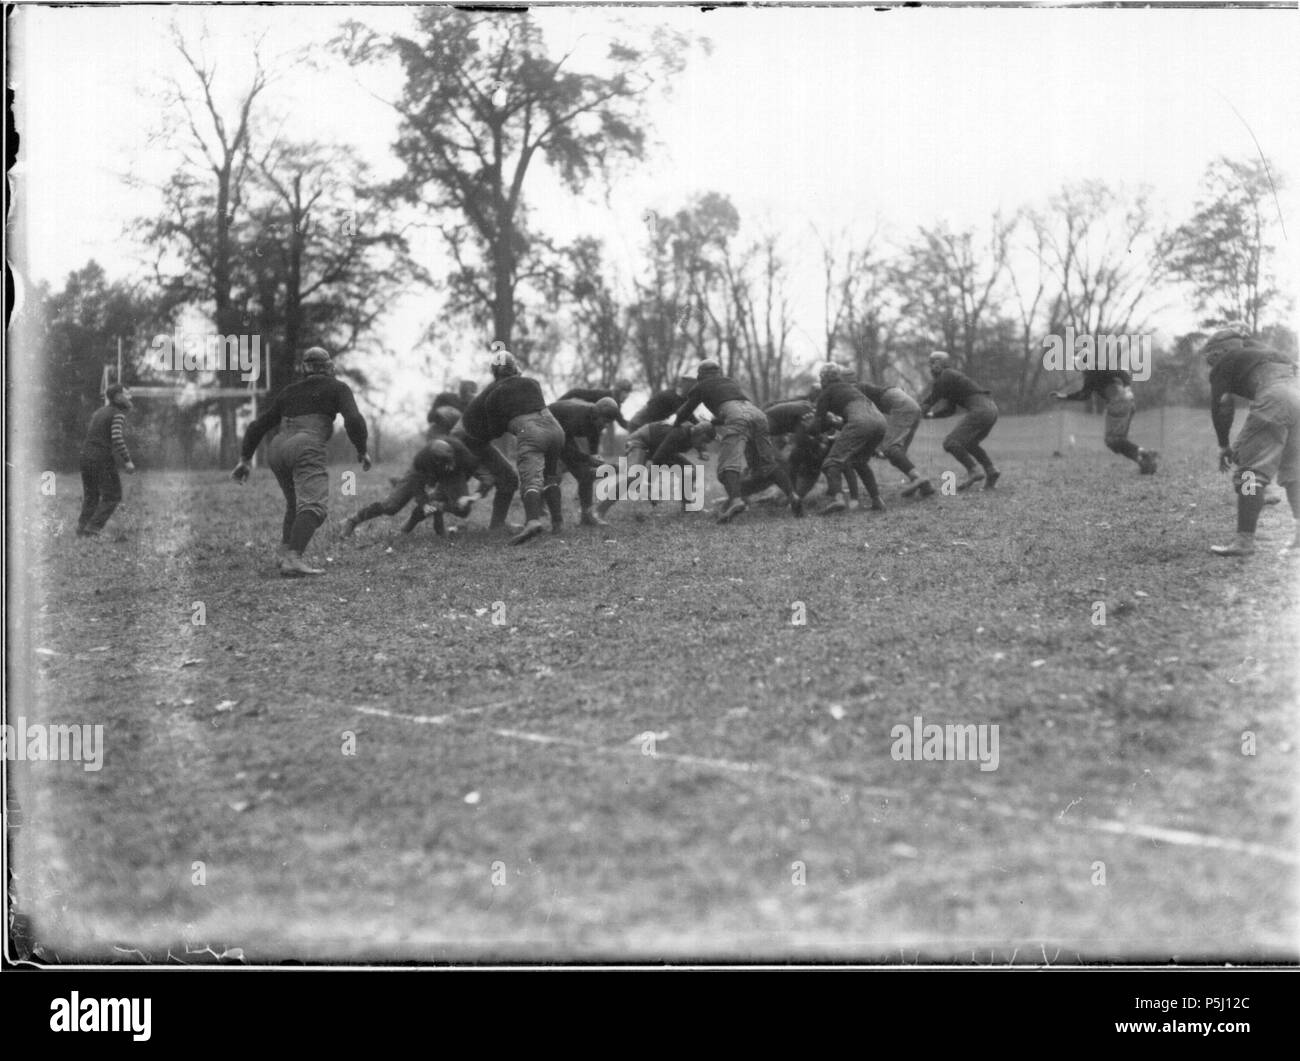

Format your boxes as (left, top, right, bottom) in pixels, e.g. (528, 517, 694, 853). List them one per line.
(555, 164, 1293, 413)
(17, 10, 1294, 470)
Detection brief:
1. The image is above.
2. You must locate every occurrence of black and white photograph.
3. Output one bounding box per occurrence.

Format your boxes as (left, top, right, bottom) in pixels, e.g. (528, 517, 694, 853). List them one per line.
(4, 0, 1298, 981)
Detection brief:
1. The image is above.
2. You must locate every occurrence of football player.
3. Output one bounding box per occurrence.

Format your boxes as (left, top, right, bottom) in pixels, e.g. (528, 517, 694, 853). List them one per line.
(672, 360, 802, 523)
(1202, 328, 1300, 556)
(920, 351, 1001, 491)
(232, 347, 370, 577)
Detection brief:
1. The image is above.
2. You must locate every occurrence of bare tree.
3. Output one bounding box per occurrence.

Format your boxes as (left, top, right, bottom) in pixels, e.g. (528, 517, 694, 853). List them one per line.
(135, 24, 270, 463)
(1039, 181, 1169, 337)
(892, 215, 1015, 382)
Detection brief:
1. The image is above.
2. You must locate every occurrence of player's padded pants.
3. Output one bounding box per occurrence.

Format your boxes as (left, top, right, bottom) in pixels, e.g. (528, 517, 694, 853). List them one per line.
(357, 472, 424, 523)
(715, 401, 781, 478)
(510, 410, 565, 525)
(559, 440, 599, 508)
(822, 412, 886, 499)
(269, 418, 332, 550)
(880, 401, 922, 474)
(1103, 390, 1140, 461)
(1232, 379, 1300, 532)
(943, 395, 999, 472)
(1233, 379, 1300, 491)
(77, 449, 123, 533)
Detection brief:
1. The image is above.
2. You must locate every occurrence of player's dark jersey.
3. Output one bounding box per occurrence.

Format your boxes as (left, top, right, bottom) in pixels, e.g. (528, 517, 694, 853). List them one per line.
(1209, 342, 1298, 447)
(812, 382, 879, 431)
(549, 399, 608, 451)
(632, 389, 685, 427)
(241, 375, 367, 460)
(411, 437, 478, 484)
(1059, 369, 1133, 401)
(855, 382, 914, 414)
(428, 391, 466, 424)
(559, 387, 612, 404)
(765, 400, 814, 436)
(648, 423, 698, 465)
(673, 376, 752, 423)
(558, 386, 629, 428)
(920, 368, 991, 412)
(460, 376, 548, 442)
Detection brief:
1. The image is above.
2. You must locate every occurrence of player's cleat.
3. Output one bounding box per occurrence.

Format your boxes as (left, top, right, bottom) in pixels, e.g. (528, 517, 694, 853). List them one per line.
(869, 498, 886, 512)
(1138, 450, 1159, 475)
(280, 551, 325, 577)
(820, 496, 849, 515)
(956, 470, 986, 491)
(917, 479, 936, 499)
(339, 516, 358, 539)
(790, 495, 804, 518)
(716, 498, 748, 524)
(1210, 536, 1257, 558)
(983, 469, 1001, 490)
(899, 478, 926, 498)
(510, 519, 546, 545)
(580, 507, 609, 528)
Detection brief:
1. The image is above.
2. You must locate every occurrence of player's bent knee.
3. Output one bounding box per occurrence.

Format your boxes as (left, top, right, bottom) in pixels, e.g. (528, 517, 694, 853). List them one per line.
(1234, 467, 1271, 494)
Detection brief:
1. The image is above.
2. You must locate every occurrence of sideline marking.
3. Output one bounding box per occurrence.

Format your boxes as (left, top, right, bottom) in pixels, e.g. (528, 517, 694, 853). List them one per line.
(356, 705, 1300, 867)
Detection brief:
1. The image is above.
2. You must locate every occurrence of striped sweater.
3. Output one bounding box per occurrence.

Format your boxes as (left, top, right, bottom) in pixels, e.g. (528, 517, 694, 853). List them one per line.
(82, 404, 132, 463)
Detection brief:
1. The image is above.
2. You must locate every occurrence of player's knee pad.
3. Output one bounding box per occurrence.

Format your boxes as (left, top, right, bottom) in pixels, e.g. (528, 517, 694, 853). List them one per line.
(942, 437, 964, 456)
(296, 500, 328, 522)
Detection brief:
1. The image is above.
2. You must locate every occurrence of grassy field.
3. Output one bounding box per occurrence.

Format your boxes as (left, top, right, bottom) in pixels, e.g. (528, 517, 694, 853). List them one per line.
(7, 406, 1298, 963)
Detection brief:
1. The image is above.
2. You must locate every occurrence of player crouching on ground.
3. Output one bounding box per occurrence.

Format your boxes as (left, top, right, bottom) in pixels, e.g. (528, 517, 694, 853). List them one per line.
(1203, 327, 1300, 557)
(557, 379, 634, 429)
(672, 360, 802, 523)
(548, 396, 624, 528)
(231, 346, 370, 577)
(920, 351, 1001, 491)
(594, 419, 715, 520)
(340, 437, 478, 540)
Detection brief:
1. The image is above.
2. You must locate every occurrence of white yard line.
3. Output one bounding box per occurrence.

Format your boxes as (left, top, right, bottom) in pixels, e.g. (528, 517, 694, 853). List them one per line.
(354, 702, 511, 726)
(985, 802, 1300, 866)
(356, 704, 1300, 868)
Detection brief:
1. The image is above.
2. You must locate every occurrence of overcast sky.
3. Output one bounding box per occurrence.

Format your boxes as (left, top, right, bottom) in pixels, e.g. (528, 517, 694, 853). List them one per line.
(10, 3, 1298, 425)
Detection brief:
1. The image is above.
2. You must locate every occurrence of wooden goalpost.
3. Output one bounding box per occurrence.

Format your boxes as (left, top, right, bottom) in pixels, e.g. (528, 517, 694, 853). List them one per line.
(100, 337, 274, 465)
